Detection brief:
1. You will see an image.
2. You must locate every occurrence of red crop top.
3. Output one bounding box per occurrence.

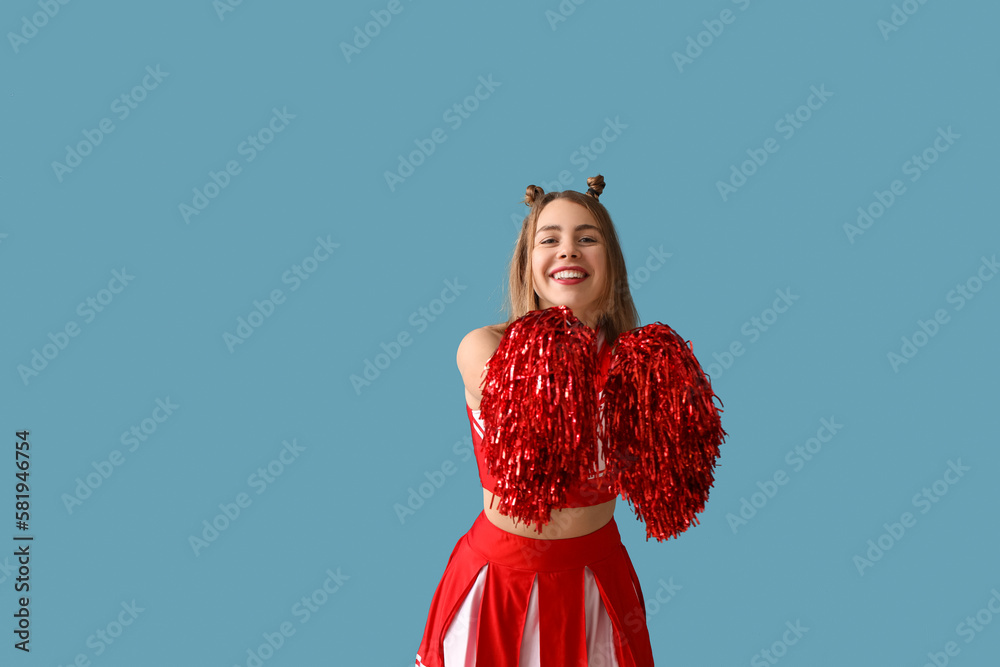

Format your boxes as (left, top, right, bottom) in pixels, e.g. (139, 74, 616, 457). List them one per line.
(466, 329, 619, 509)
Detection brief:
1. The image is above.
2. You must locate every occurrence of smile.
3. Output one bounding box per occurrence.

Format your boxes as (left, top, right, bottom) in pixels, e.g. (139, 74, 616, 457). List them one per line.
(551, 269, 588, 285)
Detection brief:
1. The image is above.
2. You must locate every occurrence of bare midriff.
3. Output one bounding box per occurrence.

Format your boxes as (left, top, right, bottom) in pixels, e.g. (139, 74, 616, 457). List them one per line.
(482, 489, 616, 539)
(467, 386, 616, 539)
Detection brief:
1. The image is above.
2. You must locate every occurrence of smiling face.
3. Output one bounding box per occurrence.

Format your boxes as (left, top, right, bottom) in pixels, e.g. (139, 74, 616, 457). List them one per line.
(530, 198, 608, 329)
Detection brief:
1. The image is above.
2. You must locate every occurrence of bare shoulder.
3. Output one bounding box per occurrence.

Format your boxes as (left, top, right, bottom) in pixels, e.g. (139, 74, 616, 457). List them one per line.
(457, 324, 506, 404)
(456, 325, 505, 375)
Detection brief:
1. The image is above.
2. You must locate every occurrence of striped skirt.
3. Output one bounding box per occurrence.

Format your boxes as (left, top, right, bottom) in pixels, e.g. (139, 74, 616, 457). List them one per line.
(415, 511, 654, 667)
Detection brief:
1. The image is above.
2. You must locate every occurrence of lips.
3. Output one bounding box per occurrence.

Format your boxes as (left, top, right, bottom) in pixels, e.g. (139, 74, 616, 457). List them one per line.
(550, 266, 588, 285)
(550, 266, 588, 279)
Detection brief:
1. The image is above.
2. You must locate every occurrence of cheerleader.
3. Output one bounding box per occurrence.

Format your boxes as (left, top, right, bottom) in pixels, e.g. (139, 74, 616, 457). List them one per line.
(415, 175, 725, 667)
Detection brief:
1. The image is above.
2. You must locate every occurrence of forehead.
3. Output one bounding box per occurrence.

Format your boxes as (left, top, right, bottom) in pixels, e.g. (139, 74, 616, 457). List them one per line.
(534, 199, 600, 234)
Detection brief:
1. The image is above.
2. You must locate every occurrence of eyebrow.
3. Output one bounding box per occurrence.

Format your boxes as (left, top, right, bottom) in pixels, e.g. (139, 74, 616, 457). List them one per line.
(535, 223, 601, 235)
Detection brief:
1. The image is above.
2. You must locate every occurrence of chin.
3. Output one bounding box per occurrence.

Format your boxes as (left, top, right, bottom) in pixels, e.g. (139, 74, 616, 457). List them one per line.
(547, 299, 593, 319)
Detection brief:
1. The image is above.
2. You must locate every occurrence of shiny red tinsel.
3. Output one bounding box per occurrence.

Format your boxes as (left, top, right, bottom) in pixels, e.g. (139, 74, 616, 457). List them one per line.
(602, 323, 727, 541)
(478, 306, 600, 532)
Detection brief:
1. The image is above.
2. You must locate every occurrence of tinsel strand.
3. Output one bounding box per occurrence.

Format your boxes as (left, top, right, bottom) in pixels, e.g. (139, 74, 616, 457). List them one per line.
(478, 306, 599, 532)
(602, 323, 727, 541)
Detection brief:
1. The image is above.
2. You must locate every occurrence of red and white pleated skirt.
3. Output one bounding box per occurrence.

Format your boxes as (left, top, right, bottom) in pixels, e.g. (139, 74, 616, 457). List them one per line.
(415, 511, 655, 667)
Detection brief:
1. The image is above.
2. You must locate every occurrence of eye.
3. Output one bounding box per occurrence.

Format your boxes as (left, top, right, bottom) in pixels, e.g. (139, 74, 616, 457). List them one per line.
(536, 235, 599, 245)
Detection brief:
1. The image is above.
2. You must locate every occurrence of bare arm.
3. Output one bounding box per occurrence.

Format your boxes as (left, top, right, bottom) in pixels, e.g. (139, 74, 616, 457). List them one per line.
(456, 326, 503, 409)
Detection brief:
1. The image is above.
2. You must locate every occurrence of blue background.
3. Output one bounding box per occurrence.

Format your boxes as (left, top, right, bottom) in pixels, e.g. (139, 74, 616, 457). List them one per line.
(2, 1, 998, 665)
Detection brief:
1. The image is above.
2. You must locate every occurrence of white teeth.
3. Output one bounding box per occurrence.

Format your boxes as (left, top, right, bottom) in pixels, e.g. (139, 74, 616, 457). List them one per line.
(553, 270, 585, 279)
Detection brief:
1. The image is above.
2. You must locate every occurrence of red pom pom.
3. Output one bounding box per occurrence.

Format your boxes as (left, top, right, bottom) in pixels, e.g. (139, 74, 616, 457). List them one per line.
(478, 306, 599, 532)
(602, 323, 727, 541)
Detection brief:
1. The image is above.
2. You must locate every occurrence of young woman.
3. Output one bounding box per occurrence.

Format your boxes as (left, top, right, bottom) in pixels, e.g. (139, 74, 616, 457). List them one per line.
(415, 175, 691, 666)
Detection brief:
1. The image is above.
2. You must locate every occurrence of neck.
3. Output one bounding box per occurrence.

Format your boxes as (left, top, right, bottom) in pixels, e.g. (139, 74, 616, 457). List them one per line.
(575, 309, 599, 330)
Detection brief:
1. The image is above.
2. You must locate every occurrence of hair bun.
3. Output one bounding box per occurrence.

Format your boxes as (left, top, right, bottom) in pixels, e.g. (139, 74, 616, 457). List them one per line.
(524, 184, 545, 206)
(586, 174, 605, 199)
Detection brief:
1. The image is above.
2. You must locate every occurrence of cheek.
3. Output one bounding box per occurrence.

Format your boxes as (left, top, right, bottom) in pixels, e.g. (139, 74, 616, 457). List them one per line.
(591, 251, 608, 276)
(594, 262, 609, 288)
(530, 259, 543, 281)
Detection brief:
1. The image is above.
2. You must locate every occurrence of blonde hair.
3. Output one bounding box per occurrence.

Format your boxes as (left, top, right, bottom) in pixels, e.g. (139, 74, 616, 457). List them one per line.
(490, 175, 640, 343)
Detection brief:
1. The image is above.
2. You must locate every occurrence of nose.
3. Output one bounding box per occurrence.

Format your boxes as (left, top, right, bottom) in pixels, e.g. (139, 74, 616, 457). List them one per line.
(557, 239, 580, 258)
